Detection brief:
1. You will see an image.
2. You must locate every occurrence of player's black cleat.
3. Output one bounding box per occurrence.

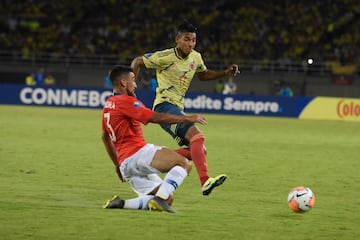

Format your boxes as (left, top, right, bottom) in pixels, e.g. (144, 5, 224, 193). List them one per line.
(103, 195, 125, 209)
(148, 196, 176, 213)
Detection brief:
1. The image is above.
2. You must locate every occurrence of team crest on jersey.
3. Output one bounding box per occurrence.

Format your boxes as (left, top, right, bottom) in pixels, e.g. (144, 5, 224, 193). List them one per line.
(133, 101, 141, 108)
(189, 62, 195, 70)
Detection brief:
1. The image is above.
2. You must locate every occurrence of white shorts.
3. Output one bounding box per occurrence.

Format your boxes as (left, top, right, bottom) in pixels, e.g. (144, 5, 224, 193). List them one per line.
(119, 144, 163, 196)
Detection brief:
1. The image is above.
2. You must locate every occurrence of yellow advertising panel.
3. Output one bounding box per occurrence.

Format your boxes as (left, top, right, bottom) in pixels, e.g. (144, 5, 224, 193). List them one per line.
(299, 97, 360, 122)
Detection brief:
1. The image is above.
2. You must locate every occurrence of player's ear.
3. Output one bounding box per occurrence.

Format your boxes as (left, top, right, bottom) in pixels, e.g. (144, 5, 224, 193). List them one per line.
(119, 78, 127, 87)
(175, 34, 181, 44)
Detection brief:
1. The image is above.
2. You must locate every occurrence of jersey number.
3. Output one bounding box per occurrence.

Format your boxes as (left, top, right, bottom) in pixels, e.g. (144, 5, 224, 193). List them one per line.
(104, 112, 116, 142)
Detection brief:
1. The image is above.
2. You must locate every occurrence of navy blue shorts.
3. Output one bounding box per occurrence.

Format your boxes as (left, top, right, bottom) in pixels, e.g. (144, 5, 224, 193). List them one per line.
(154, 102, 193, 146)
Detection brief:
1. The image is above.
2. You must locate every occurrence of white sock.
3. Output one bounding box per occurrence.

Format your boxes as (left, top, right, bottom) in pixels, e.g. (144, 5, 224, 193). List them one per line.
(156, 166, 188, 200)
(123, 195, 153, 210)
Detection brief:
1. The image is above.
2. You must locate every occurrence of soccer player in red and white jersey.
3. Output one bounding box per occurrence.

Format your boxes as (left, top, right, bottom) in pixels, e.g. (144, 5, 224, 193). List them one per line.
(131, 20, 240, 195)
(101, 65, 207, 213)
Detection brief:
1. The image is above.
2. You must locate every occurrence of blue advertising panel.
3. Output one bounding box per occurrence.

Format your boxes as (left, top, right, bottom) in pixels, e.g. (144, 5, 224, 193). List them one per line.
(181, 92, 307, 117)
(0, 84, 314, 118)
(0, 84, 112, 108)
(137, 90, 314, 118)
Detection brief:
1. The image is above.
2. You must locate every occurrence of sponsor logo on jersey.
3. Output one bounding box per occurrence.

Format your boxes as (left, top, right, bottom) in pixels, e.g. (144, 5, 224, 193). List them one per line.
(133, 101, 141, 108)
(144, 53, 153, 58)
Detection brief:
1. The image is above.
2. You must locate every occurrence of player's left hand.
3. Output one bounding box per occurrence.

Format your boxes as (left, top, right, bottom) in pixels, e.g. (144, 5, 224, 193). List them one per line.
(188, 114, 207, 125)
(225, 64, 240, 76)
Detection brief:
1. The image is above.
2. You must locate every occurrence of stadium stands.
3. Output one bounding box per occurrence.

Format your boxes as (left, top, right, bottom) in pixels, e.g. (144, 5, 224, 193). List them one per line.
(0, 1, 359, 98)
(0, 0, 359, 64)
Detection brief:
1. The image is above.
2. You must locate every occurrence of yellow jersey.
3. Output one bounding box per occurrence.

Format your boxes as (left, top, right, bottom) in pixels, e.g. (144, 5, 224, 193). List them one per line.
(143, 47, 207, 109)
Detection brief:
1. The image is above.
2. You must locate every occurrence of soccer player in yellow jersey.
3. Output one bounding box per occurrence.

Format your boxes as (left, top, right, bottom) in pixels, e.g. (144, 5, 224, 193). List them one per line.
(131, 20, 240, 195)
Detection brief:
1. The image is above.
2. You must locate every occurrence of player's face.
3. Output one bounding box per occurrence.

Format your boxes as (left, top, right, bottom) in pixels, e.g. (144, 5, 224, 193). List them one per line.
(125, 72, 137, 97)
(176, 32, 196, 58)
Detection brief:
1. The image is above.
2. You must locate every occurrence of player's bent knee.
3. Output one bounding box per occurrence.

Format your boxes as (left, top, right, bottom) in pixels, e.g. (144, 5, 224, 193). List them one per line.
(189, 132, 205, 143)
(177, 156, 192, 173)
(184, 159, 192, 173)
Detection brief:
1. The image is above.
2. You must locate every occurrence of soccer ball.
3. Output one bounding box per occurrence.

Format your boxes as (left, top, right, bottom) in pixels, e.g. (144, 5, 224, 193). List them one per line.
(287, 186, 315, 213)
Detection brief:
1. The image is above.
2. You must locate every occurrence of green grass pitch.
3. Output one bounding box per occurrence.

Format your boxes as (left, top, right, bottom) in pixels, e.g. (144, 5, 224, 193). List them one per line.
(0, 105, 359, 240)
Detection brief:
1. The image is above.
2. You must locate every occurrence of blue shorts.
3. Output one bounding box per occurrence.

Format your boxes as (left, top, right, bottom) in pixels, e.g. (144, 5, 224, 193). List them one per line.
(154, 102, 193, 146)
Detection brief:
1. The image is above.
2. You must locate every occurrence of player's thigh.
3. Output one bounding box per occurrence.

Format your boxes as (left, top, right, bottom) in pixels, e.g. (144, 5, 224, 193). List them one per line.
(151, 148, 190, 173)
(120, 144, 161, 179)
(154, 102, 193, 145)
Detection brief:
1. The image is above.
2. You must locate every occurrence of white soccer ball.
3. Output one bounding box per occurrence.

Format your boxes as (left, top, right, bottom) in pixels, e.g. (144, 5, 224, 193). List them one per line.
(287, 186, 315, 213)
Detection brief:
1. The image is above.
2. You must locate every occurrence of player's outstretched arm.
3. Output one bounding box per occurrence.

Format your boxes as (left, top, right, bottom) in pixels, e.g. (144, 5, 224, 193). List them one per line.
(197, 64, 240, 81)
(149, 112, 207, 125)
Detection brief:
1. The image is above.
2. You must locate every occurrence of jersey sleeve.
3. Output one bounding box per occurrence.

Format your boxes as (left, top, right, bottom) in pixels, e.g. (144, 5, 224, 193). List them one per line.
(121, 96, 154, 124)
(143, 52, 160, 69)
(195, 52, 207, 73)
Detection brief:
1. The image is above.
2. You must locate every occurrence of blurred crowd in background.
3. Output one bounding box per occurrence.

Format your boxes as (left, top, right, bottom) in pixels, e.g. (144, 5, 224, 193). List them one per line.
(0, 0, 359, 66)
